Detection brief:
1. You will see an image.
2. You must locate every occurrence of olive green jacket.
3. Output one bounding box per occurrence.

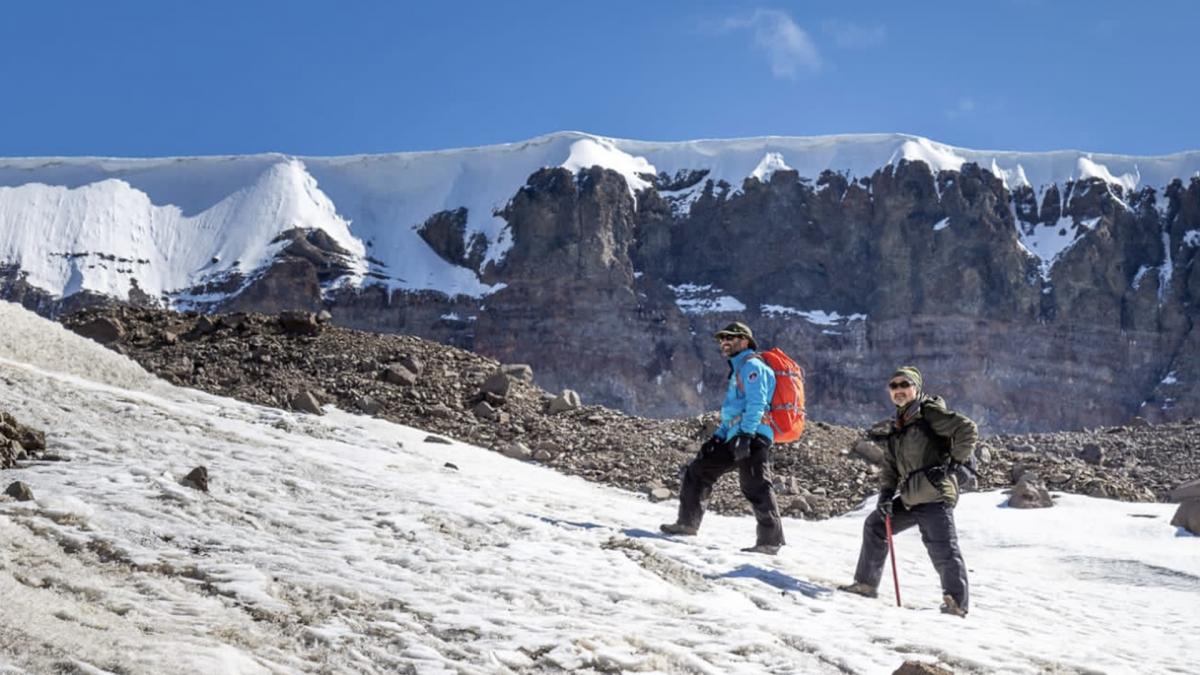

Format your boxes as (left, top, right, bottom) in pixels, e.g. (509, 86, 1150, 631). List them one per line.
(872, 395, 978, 507)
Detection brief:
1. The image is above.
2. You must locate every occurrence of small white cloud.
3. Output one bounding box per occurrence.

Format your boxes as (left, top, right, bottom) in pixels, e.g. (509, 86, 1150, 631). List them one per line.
(821, 20, 887, 48)
(722, 9, 821, 79)
(947, 97, 976, 119)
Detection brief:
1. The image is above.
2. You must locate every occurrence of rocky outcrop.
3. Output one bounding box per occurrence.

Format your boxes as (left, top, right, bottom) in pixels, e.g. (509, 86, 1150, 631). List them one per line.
(1172, 500, 1200, 535)
(315, 161, 1198, 433)
(418, 208, 488, 274)
(1, 410, 46, 469)
(58, 305, 882, 519)
(10, 158, 1200, 433)
(61, 306, 1199, 520)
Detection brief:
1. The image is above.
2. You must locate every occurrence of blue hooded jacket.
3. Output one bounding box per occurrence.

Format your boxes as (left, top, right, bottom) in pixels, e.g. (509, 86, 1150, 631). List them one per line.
(714, 348, 777, 442)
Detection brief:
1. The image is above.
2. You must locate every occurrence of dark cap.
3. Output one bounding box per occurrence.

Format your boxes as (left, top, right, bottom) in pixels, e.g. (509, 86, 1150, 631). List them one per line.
(714, 321, 758, 349)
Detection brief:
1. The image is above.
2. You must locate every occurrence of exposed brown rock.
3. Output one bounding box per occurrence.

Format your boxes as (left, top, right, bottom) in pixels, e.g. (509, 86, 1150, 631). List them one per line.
(1171, 499, 1200, 535)
(1007, 475, 1054, 509)
(4, 481, 33, 501)
(181, 466, 209, 493)
(894, 660, 954, 675)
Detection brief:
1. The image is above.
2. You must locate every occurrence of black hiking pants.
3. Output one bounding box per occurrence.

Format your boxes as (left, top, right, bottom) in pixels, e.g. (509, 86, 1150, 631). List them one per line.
(675, 434, 785, 547)
(853, 499, 969, 611)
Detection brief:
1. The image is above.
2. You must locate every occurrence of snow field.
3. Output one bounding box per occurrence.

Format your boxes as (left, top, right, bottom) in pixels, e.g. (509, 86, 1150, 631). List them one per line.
(0, 302, 1196, 674)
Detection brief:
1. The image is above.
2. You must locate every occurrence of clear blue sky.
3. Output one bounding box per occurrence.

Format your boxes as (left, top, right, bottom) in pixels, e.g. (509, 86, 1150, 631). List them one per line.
(2, 1, 1196, 157)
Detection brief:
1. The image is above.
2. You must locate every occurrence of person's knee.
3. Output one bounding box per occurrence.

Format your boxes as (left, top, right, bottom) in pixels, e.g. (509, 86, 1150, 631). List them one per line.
(740, 484, 773, 507)
(864, 512, 886, 538)
(684, 461, 708, 483)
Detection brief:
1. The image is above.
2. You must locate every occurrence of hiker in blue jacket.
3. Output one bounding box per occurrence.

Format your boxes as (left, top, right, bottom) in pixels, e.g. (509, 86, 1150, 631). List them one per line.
(660, 321, 785, 554)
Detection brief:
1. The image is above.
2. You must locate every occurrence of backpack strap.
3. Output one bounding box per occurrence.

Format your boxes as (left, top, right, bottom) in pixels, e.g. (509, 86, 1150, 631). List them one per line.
(733, 352, 763, 394)
(736, 352, 802, 435)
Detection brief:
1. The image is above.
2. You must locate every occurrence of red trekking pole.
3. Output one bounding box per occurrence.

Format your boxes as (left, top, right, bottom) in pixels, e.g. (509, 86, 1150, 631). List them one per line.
(885, 514, 901, 607)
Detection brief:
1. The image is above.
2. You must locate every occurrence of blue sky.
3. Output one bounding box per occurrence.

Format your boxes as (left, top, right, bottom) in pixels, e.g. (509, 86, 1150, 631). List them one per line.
(2, 1, 1196, 157)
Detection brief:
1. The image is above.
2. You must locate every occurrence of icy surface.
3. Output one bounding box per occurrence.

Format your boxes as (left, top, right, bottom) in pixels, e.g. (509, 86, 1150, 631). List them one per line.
(0, 302, 1197, 673)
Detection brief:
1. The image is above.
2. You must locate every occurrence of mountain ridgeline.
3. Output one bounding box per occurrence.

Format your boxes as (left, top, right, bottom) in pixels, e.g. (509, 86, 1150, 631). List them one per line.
(330, 162, 1200, 432)
(3, 142, 1199, 432)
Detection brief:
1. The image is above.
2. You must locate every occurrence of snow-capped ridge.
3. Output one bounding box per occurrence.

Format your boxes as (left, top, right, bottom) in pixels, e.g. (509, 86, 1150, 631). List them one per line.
(750, 152, 794, 182)
(0, 158, 367, 303)
(3, 131, 1200, 304)
(561, 137, 655, 195)
(1077, 155, 1139, 193)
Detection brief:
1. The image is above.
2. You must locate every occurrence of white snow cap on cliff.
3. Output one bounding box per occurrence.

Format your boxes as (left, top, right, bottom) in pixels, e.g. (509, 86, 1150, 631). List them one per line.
(1, 131, 1199, 304)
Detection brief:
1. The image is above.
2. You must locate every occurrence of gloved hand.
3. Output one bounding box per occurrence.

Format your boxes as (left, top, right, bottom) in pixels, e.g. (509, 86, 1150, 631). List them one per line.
(730, 434, 753, 462)
(926, 463, 951, 484)
(877, 489, 895, 518)
(699, 436, 721, 457)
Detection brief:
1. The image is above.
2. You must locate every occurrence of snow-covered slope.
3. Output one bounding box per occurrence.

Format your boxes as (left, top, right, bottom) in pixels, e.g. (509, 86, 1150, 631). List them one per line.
(0, 159, 366, 303)
(2, 132, 1199, 304)
(1, 301, 1197, 673)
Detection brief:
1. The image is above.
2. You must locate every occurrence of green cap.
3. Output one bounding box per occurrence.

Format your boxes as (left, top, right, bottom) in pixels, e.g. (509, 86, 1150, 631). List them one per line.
(714, 321, 758, 349)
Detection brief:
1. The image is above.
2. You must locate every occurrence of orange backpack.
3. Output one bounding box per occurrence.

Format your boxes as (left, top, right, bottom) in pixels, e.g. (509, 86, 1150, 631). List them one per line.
(739, 348, 806, 443)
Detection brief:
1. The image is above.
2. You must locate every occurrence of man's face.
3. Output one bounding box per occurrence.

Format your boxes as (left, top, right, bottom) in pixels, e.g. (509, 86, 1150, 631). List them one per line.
(718, 335, 748, 358)
(888, 377, 917, 406)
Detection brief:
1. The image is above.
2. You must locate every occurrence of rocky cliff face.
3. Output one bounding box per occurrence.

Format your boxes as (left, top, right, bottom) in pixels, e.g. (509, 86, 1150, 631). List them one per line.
(6, 156, 1199, 433)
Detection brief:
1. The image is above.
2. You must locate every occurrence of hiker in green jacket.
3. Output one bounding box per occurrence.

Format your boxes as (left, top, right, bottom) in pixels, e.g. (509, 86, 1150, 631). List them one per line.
(839, 366, 978, 617)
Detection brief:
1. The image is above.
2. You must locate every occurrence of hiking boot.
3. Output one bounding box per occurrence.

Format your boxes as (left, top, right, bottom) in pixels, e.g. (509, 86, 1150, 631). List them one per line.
(739, 544, 781, 555)
(659, 522, 698, 536)
(940, 594, 967, 617)
(837, 582, 878, 598)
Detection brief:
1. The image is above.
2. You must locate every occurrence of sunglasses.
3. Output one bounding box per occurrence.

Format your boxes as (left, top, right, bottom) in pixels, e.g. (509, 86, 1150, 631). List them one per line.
(716, 335, 742, 343)
(888, 381, 915, 390)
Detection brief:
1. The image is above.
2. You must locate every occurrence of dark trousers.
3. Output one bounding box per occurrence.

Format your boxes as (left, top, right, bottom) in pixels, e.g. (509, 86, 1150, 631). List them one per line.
(675, 435, 785, 547)
(853, 500, 969, 610)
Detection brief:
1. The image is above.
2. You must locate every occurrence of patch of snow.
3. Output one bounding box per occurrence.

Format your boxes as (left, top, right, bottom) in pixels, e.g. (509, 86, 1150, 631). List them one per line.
(561, 137, 655, 195)
(933, 217, 950, 231)
(662, 181, 710, 216)
(1078, 155, 1140, 194)
(1132, 265, 1153, 290)
(989, 160, 1031, 191)
(1162, 371, 1178, 385)
(750, 152, 793, 182)
(761, 304, 866, 326)
(1184, 230, 1200, 247)
(1018, 216, 1087, 280)
(890, 137, 968, 173)
(669, 283, 746, 315)
(1158, 231, 1173, 303)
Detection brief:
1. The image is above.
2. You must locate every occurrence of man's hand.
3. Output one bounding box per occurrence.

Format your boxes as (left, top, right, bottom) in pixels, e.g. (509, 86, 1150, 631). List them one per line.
(867, 419, 893, 440)
(877, 489, 895, 517)
(925, 463, 949, 484)
(730, 434, 753, 461)
(699, 436, 721, 457)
